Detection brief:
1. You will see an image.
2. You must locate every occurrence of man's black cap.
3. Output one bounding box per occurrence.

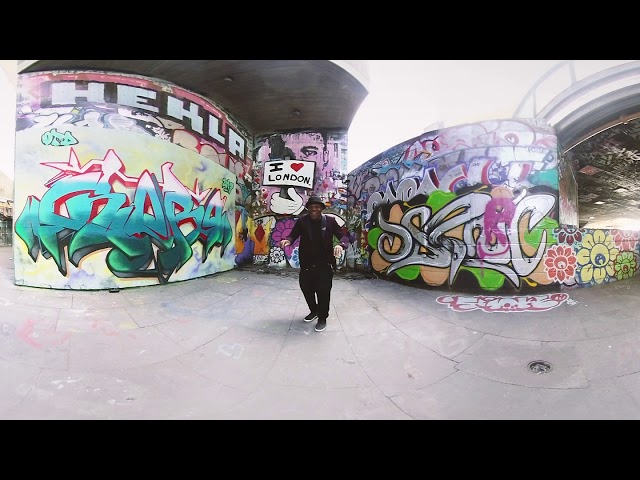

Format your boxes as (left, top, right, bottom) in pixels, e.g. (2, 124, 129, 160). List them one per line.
(305, 195, 325, 209)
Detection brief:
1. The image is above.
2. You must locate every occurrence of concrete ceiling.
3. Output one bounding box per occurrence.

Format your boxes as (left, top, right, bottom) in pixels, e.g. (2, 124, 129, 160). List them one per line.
(17, 60, 369, 136)
(565, 115, 640, 229)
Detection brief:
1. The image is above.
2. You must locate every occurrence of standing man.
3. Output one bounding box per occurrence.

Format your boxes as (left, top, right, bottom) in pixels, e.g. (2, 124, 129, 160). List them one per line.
(280, 196, 346, 332)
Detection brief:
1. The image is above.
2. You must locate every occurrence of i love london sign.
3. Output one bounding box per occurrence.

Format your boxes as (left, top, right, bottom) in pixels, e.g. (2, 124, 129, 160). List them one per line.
(263, 160, 316, 189)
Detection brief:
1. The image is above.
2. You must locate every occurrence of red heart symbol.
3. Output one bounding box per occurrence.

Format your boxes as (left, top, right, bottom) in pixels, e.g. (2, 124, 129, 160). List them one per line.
(291, 162, 304, 172)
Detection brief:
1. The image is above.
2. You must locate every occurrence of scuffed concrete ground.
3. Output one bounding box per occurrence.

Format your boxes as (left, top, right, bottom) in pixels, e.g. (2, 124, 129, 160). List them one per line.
(3, 246, 640, 419)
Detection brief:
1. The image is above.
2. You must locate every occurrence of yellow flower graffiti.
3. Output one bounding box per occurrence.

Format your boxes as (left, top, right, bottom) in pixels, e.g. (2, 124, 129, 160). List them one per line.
(576, 230, 619, 285)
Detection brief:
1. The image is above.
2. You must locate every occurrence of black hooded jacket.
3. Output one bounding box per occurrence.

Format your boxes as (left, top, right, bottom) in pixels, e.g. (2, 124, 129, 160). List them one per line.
(285, 213, 347, 270)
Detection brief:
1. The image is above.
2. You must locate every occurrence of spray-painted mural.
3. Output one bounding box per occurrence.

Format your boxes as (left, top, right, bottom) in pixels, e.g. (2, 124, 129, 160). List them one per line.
(14, 71, 245, 289)
(436, 292, 570, 312)
(247, 131, 352, 269)
(14, 72, 635, 294)
(346, 119, 562, 291)
(551, 226, 640, 287)
(344, 118, 640, 291)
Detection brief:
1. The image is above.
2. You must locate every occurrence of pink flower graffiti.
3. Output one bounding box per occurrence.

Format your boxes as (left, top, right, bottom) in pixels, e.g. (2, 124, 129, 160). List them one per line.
(611, 229, 639, 252)
(544, 245, 577, 284)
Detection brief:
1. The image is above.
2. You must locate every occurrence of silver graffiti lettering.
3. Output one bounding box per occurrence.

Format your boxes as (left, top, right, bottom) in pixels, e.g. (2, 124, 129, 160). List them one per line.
(377, 212, 414, 263)
(473, 190, 556, 285)
(378, 194, 492, 280)
(375, 190, 556, 288)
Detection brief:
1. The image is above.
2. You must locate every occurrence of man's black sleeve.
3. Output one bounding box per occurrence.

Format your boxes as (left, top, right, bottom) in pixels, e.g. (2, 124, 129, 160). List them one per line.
(286, 217, 303, 243)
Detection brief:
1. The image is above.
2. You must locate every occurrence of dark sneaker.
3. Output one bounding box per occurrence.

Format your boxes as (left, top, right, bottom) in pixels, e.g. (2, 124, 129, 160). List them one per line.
(304, 312, 318, 322)
(315, 318, 327, 332)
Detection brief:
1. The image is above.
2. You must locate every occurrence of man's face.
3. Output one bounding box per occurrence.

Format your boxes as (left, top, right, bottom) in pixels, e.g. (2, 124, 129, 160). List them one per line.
(308, 204, 323, 221)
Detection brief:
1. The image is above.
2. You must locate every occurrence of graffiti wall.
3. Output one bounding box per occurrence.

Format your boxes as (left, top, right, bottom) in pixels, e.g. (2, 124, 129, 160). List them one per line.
(550, 226, 640, 287)
(14, 71, 246, 290)
(244, 131, 352, 268)
(346, 118, 562, 292)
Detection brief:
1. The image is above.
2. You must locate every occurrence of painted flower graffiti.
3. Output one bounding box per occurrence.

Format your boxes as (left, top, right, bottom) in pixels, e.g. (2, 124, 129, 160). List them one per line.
(556, 226, 583, 246)
(544, 245, 577, 285)
(613, 251, 638, 281)
(576, 230, 619, 285)
(271, 218, 299, 259)
(611, 229, 640, 253)
(269, 245, 286, 265)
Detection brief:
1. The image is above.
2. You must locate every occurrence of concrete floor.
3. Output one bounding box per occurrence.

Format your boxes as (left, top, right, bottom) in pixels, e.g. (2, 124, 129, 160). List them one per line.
(2, 245, 640, 419)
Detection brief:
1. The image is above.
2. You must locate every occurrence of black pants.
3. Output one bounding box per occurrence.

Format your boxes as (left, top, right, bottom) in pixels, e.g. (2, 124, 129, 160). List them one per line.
(299, 263, 334, 320)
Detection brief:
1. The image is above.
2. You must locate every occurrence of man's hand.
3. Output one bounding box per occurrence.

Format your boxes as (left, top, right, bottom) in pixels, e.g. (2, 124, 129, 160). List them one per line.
(333, 244, 344, 257)
(280, 239, 291, 248)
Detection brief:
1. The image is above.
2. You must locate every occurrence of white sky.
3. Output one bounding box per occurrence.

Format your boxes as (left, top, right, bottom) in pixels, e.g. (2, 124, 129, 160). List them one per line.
(346, 60, 633, 170)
